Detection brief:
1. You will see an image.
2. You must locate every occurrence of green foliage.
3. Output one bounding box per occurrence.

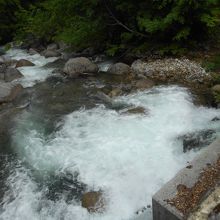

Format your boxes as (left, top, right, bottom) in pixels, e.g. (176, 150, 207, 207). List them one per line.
(203, 54, 220, 72)
(1, 0, 220, 55)
(0, 0, 21, 43)
(16, 0, 105, 49)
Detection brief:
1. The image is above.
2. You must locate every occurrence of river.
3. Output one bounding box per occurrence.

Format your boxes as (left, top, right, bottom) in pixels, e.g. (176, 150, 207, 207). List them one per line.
(0, 49, 220, 220)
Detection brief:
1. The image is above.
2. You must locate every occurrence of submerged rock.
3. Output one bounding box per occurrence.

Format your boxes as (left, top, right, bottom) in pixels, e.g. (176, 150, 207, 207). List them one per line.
(0, 82, 23, 103)
(179, 129, 216, 152)
(16, 59, 35, 68)
(107, 62, 131, 75)
(63, 57, 99, 78)
(81, 191, 105, 213)
(94, 91, 129, 110)
(46, 171, 86, 203)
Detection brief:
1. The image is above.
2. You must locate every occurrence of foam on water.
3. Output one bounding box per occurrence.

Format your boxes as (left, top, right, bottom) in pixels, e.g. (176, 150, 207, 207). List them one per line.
(1, 86, 220, 220)
(7, 49, 57, 87)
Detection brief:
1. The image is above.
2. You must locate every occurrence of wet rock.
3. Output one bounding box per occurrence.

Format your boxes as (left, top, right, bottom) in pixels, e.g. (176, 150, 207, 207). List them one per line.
(47, 43, 59, 51)
(0, 55, 17, 66)
(61, 52, 78, 61)
(211, 117, 220, 122)
(81, 191, 105, 213)
(19, 35, 45, 50)
(95, 91, 113, 104)
(179, 129, 216, 152)
(81, 47, 96, 56)
(211, 85, 220, 93)
(5, 68, 23, 82)
(16, 59, 35, 68)
(0, 64, 7, 80)
(107, 62, 131, 75)
(43, 49, 61, 58)
(108, 88, 123, 97)
(57, 41, 69, 51)
(94, 91, 129, 110)
(123, 106, 147, 115)
(44, 58, 66, 69)
(131, 58, 211, 85)
(0, 56, 6, 64)
(0, 82, 23, 103)
(28, 48, 38, 55)
(133, 79, 155, 90)
(63, 57, 99, 78)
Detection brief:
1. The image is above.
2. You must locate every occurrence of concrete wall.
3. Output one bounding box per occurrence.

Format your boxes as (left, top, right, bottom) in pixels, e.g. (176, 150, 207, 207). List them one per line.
(152, 139, 220, 220)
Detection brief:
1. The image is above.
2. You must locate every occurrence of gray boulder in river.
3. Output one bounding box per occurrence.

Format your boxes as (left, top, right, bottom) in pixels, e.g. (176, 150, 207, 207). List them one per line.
(16, 59, 35, 68)
(42, 49, 61, 58)
(4, 67, 23, 82)
(0, 82, 23, 103)
(47, 43, 59, 51)
(63, 57, 99, 78)
(0, 65, 23, 82)
(107, 62, 131, 75)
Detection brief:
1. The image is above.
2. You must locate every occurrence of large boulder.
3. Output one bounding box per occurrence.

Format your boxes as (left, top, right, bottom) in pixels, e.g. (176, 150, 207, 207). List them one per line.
(131, 58, 211, 85)
(16, 59, 35, 68)
(47, 43, 59, 51)
(81, 191, 105, 213)
(43, 49, 61, 58)
(0, 82, 23, 103)
(0, 55, 17, 66)
(212, 85, 220, 93)
(28, 48, 39, 55)
(63, 57, 99, 78)
(5, 68, 23, 82)
(107, 62, 131, 75)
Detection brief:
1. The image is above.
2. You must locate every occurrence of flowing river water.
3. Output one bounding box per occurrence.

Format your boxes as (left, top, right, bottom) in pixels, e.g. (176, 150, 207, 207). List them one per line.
(0, 49, 220, 220)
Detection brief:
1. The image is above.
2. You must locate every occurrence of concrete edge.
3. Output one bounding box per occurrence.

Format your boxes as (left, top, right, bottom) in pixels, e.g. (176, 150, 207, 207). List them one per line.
(152, 139, 220, 220)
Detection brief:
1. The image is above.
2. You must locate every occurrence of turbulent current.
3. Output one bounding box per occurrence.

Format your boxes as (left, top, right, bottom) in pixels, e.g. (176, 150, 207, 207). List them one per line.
(0, 49, 220, 220)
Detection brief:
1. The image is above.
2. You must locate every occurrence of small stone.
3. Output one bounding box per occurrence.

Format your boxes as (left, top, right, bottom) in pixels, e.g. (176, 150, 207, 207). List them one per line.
(81, 191, 105, 213)
(123, 106, 147, 115)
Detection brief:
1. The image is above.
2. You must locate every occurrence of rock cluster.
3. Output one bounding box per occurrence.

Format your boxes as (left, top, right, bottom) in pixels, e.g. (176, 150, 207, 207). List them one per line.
(131, 58, 211, 85)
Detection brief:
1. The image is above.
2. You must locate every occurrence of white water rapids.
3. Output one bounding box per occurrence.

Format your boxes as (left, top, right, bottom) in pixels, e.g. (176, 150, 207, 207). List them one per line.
(0, 49, 220, 220)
